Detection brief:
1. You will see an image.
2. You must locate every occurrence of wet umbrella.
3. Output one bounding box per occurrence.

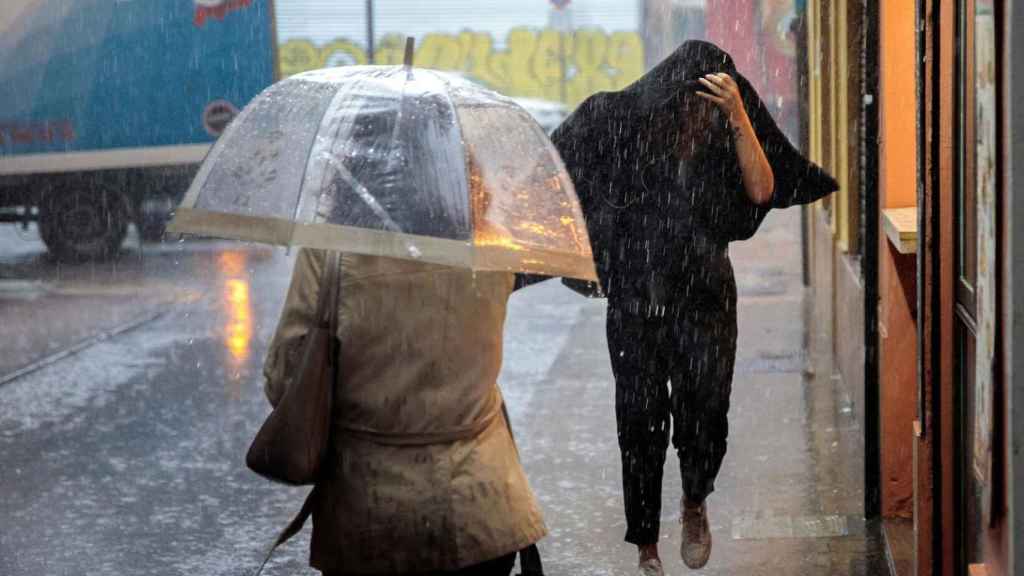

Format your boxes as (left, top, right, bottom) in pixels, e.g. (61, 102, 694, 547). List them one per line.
(168, 60, 596, 281)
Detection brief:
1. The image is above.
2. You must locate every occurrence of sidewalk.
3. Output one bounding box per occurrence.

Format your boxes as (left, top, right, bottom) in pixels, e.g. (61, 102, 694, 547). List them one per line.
(503, 207, 888, 575)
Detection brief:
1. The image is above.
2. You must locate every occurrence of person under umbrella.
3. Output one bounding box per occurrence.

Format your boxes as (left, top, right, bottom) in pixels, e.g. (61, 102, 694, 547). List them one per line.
(168, 54, 594, 575)
(551, 40, 838, 574)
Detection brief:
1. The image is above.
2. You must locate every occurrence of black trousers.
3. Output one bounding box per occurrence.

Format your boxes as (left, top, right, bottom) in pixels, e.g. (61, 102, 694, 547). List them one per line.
(607, 285, 737, 546)
(439, 553, 516, 576)
(322, 553, 516, 576)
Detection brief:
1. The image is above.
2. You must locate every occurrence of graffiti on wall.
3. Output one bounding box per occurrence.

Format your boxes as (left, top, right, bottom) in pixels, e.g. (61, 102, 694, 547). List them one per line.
(278, 28, 645, 106)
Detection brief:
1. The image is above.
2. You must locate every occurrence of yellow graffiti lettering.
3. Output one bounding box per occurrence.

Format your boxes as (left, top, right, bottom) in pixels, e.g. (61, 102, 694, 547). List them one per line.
(606, 32, 645, 90)
(278, 40, 321, 77)
(462, 32, 498, 85)
(573, 30, 607, 74)
(373, 34, 408, 66)
(416, 33, 466, 70)
(278, 28, 645, 107)
(498, 28, 539, 95)
(565, 30, 613, 103)
(320, 40, 367, 68)
(278, 39, 367, 77)
(532, 29, 566, 101)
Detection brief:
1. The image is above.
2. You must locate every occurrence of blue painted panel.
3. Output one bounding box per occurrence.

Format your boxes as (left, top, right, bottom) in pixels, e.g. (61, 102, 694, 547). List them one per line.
(0, 0, 274, 157)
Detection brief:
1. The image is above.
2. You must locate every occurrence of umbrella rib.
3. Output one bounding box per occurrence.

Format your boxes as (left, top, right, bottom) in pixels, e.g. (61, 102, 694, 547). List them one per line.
(321, 154, 404, 234)
(432, 72, 473, 237)
(384, 88, 408, 177)
(290, 83, 350, 243)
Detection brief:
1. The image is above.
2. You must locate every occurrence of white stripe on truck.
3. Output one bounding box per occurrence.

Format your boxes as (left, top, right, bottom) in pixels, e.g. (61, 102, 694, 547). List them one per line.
(0, 144, 212, 176)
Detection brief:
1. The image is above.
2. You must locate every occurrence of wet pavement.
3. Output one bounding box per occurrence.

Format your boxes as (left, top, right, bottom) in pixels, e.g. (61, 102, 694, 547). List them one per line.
(509, 207, 887, 576)
(0, 226, 231, 377)
(0, 208, 887, 575)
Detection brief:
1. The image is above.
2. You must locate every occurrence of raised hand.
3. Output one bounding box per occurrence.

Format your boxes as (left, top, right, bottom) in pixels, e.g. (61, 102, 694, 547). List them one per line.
(695, 73, 746, 126)
(694, 72, 775, 205)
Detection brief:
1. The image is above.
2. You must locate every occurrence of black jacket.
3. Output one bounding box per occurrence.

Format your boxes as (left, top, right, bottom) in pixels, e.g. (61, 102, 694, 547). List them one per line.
(552, 40, 838, 298)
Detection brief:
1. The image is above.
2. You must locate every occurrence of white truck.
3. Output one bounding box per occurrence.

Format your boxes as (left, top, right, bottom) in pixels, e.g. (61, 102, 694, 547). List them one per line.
(0, 1, 572, 260)
(0, 0, 276, 260)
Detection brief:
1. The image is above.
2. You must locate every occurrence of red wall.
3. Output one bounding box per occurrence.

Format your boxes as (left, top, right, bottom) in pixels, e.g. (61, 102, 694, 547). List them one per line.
(705, 0, 800, 140)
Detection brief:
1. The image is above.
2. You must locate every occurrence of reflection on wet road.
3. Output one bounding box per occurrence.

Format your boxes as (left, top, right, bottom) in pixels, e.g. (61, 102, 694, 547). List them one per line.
(224, 278, 253, 363)
(216, 251, 255, 394)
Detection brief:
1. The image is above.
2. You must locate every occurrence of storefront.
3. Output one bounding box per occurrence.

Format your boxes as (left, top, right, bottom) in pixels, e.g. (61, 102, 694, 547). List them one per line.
(804, 0, 1020, 573)
(916, 0, 1013, 573)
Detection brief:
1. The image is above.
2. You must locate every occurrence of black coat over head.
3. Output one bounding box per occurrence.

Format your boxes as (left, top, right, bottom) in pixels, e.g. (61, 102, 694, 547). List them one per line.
(552, 40, 838, 295)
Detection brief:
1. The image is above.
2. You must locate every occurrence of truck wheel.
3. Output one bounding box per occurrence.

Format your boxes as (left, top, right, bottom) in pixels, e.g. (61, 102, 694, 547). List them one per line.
(39, 189, 129, 261)
(136, 193, 176, 242)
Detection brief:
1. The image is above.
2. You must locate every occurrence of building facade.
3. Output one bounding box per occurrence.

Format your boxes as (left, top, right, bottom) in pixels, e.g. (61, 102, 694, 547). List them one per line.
(804, 1, 1021, 574)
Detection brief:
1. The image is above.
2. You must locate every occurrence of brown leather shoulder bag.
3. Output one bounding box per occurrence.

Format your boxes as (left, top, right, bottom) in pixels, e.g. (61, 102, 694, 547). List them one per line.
(247, 250, 341, 485)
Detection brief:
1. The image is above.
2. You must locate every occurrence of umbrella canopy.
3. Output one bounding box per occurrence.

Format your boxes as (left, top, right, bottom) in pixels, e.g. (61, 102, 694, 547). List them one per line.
(169, 65, 596, 281)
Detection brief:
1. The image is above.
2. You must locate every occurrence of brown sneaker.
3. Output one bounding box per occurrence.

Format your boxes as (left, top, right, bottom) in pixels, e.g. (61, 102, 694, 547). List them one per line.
(638, 557, 666, 576)
(680, 498, 711, 569)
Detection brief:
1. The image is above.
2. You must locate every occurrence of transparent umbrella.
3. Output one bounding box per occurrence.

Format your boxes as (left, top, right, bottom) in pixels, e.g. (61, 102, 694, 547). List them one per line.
(168, 63, 596, 281)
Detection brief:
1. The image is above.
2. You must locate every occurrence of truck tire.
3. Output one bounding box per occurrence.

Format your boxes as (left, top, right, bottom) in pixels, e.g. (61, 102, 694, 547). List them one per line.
(137, 220, 167, 243)
(136, 192, 176, 242)
(38, 189, 129, 261)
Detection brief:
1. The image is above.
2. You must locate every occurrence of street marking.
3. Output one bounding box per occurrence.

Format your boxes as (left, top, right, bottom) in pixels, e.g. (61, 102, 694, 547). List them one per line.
(0, 280, 48, 300)
(0, 309, 167, 388)
(0, 279, 201, 302)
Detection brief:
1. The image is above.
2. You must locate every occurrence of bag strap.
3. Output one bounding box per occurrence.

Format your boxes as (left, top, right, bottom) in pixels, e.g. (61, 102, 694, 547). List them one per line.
(252, 251, 342, 576)
(316, 250, 341, 329)
(252, 486, 318, 576)
(326, 251, 341, 335)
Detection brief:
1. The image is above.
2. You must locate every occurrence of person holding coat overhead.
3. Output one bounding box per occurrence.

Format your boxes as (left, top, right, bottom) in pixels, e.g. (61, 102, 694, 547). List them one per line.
(551, 40, 838, 574)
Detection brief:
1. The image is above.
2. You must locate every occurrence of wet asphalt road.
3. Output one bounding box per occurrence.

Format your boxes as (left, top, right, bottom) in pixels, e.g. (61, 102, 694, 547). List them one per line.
(0, 213, 887, 576)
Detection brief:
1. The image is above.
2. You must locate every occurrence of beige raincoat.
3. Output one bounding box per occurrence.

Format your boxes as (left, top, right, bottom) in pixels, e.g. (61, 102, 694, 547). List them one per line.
(263, 248, 546, 574)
